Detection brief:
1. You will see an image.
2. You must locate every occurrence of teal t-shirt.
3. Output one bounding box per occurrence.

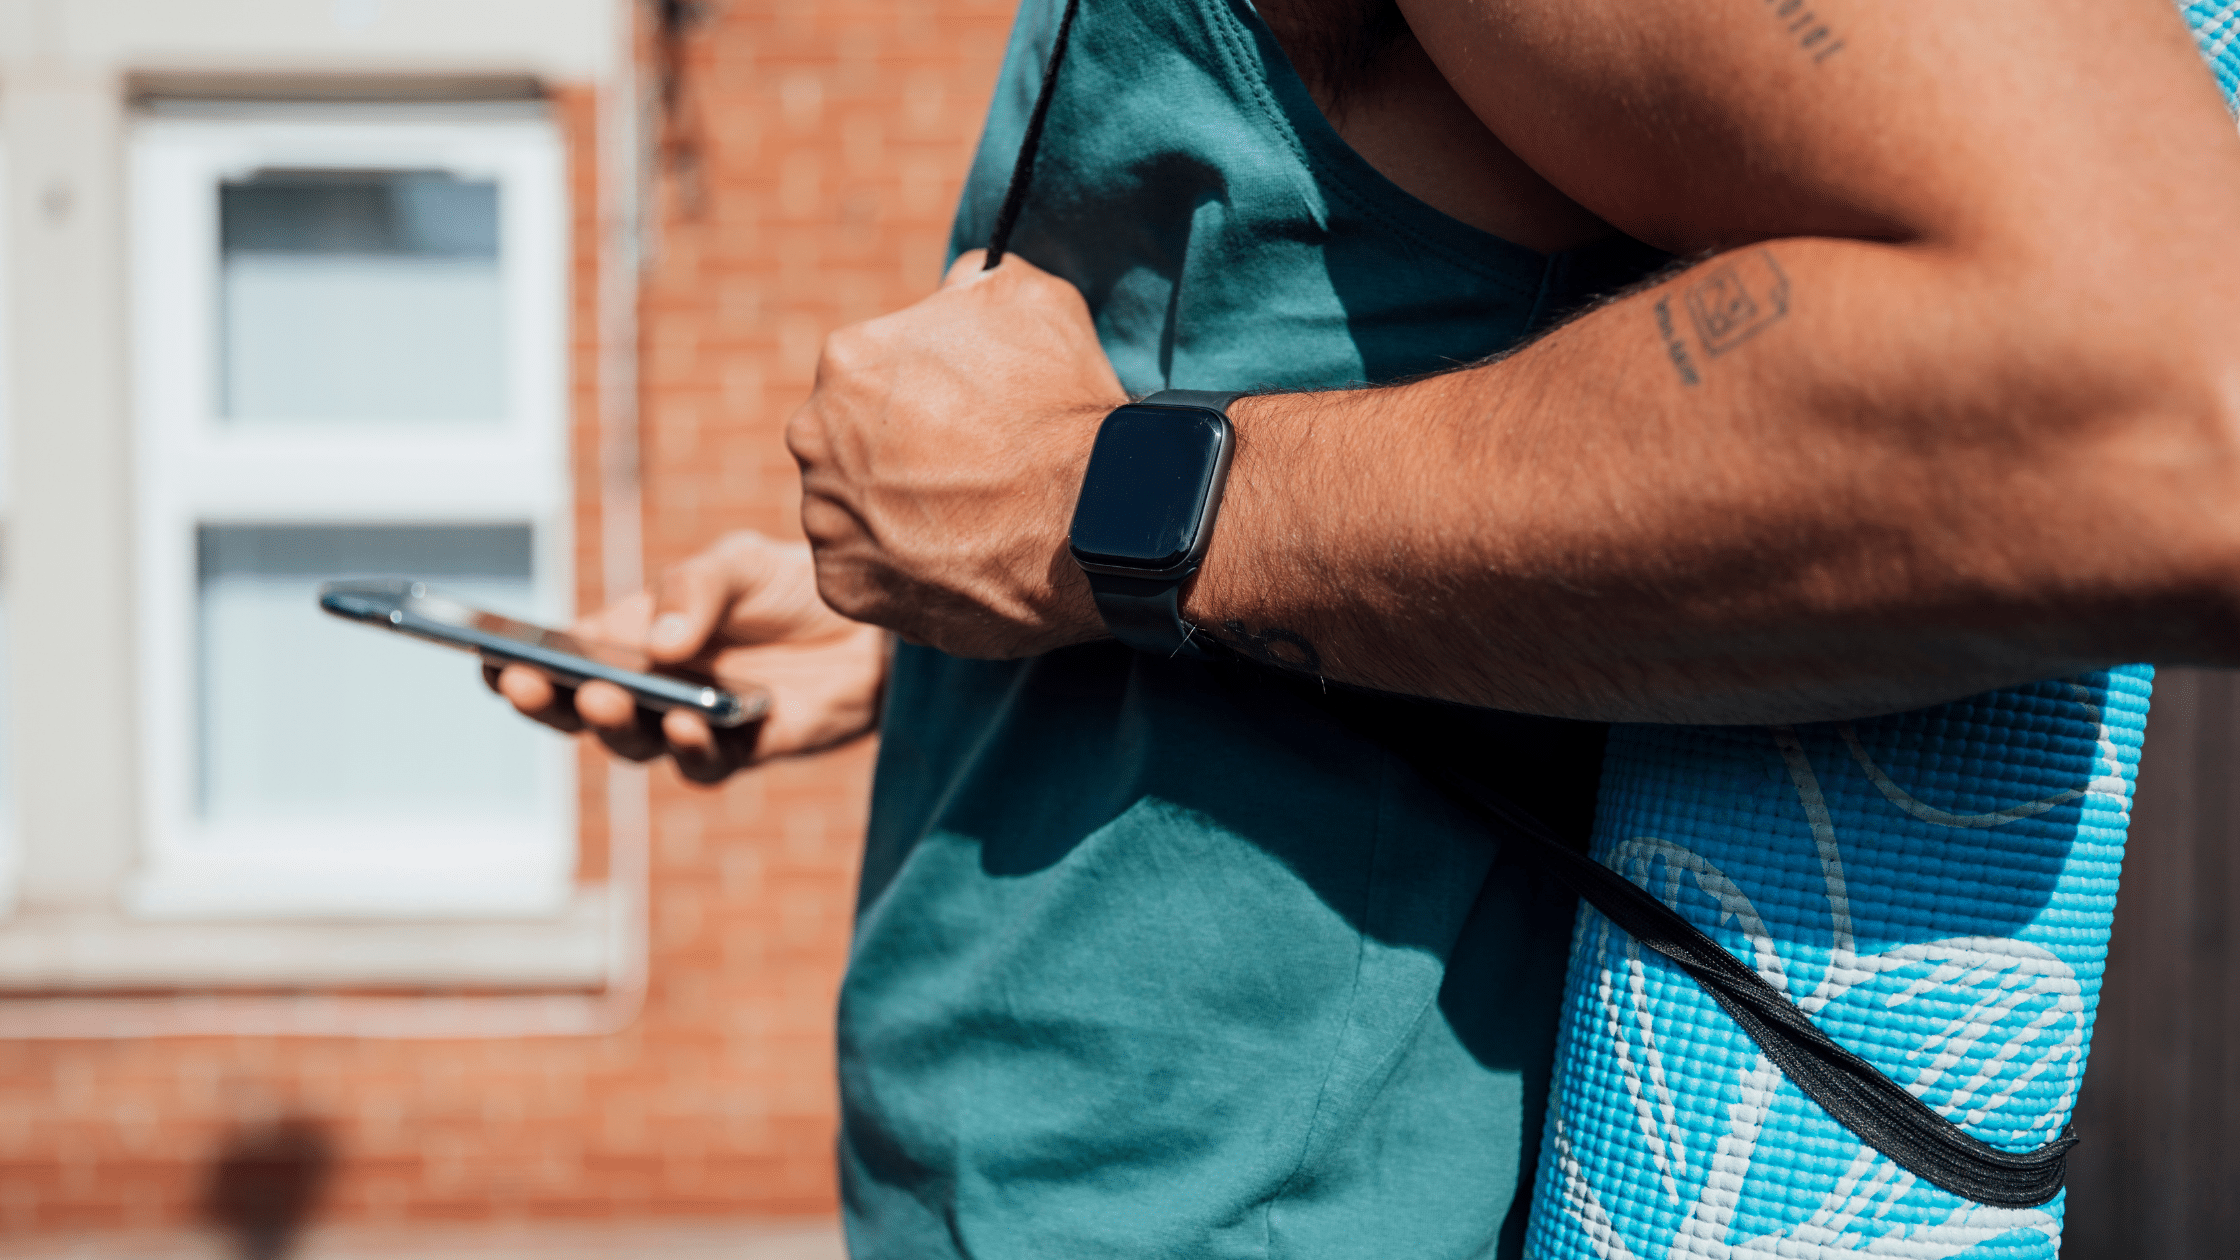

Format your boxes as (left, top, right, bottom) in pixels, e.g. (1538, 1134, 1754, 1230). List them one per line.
(837, 1, 1665, 1255)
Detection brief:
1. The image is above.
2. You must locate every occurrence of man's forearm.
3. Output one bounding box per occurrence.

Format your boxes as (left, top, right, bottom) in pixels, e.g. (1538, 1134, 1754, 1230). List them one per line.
(1185, 237, 2240, 723)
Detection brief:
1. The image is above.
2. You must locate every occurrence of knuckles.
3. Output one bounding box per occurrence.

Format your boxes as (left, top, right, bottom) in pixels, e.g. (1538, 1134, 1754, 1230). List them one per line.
(1001, 266, 1092, 326)
(782, 405, 822, 468)
(1014, 269, 1073, 310)
(815, 321, 871, 379)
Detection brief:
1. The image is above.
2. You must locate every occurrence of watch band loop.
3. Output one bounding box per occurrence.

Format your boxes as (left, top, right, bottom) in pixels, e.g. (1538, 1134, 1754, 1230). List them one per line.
(1086, 571, 1222, 659)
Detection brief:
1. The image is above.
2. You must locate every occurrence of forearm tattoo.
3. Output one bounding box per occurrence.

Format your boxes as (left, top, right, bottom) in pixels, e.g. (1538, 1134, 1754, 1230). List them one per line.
(1219, 620, 1325, 673)
(1653, 247, 1793, 386)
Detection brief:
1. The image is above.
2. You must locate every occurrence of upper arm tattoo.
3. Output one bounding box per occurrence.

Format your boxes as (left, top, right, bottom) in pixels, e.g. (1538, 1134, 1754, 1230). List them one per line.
(1764, 0, 1847, 64)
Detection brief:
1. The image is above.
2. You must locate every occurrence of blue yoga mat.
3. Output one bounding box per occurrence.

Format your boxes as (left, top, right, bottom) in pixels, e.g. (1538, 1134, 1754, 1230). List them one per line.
(1525, 669, 2150, 1257)
(2186, 1, 2240, 102)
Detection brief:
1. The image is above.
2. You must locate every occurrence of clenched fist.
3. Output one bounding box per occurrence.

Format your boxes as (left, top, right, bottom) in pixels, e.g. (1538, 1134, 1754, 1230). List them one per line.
(785, 250, 1131, 658)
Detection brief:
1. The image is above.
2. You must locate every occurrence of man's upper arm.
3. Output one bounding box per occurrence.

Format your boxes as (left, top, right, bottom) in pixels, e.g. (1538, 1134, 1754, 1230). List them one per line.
(1400, 0, 2240, 261)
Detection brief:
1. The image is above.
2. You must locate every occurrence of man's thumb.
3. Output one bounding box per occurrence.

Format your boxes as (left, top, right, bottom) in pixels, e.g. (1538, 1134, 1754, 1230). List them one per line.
(646, 564, 730, 662)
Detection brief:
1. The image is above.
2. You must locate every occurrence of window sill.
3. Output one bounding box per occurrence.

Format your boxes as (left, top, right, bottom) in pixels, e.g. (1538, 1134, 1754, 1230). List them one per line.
(129, 819, 574, 919)
(0, 887, 610, 988)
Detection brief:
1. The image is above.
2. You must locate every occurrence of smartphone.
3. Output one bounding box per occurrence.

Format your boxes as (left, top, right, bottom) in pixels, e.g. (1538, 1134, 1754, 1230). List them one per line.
(318, 578, 771, 729)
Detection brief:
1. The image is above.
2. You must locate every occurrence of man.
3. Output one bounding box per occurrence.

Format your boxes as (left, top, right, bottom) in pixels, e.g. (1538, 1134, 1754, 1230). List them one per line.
(498, 0, 2240, 1254)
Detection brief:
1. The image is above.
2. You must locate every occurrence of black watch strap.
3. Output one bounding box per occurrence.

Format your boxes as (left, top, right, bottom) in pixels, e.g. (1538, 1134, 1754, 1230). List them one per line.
(1140, 388, 1246, 413)
(1086, 570, 1223, 659)
(1085, 389, 1245, 660)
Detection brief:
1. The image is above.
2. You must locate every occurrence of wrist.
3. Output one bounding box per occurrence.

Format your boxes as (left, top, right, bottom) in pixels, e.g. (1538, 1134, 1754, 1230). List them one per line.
(1046, 403, 1116, 646)
(1178, 391, 1345, 675)
(1177, 393, 1278, 633)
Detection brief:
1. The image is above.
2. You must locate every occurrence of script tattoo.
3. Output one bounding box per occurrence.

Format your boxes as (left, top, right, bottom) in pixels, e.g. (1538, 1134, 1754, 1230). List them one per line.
(1764, 0, 1846, 64)
(1653, 298, 1701, 386)
(1220, 620, 1324, 673)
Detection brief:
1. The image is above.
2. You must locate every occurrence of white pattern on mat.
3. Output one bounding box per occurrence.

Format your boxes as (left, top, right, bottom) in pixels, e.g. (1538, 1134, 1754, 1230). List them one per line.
(1553, 691, 2112, 1257)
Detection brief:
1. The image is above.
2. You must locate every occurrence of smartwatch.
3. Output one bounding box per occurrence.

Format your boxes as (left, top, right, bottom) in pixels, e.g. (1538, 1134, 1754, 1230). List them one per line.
(1068, 388, 1244, 659)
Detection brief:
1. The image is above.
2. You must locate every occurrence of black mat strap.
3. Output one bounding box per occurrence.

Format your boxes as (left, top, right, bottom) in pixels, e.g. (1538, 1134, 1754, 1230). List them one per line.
(1400, 736, 2075, 1208)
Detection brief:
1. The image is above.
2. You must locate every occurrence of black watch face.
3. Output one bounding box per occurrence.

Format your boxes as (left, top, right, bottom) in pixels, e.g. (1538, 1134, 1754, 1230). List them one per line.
(1069, 405, 1229, 571)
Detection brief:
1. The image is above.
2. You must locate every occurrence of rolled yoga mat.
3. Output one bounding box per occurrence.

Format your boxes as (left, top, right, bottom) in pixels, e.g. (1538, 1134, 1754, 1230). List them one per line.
(1523, 668, 2151, 1258)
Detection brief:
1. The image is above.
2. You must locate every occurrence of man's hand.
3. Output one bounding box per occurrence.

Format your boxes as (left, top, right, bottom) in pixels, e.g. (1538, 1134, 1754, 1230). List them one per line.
(785, 250, 1130, 658)
(489, 532, 886, 785)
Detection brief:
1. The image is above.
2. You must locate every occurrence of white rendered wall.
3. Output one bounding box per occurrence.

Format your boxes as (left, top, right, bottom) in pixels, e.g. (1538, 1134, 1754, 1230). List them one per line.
(2, 0, 614, 81)
(1, 55, 135, 914)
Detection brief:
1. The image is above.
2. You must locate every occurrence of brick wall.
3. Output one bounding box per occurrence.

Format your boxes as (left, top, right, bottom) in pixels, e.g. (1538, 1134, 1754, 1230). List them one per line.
(0, 0, 1013, 1235)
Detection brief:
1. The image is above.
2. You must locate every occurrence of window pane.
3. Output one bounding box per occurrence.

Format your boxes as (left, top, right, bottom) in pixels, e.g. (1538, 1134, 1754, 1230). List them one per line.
(220, 170, 505, 425)
(198, 524, 544, 826)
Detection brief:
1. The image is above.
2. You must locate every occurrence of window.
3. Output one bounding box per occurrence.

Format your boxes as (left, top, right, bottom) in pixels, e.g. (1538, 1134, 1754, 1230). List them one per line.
(131, 105, 572, 918)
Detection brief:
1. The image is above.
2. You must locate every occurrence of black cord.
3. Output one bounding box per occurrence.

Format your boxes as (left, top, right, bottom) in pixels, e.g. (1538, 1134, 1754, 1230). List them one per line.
(984, 0, 1083, 269)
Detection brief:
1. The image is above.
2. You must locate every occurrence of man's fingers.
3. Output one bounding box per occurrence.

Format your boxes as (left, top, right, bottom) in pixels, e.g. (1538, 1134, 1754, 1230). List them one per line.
(493, 663, 585, 735)
(494, 663, 551, 710)
(664, 708, 769, 786)
(942, 248, 1054, 288)
(662, 708, 741, 785)
(647, 546, 769, 664)
(523, 671, 751, 779)
(645, 569, 724, 663)
(943, 249, 991, 287)
(649, 532, 823, 658)
(574, 590, 655, 651)
(576, 680, 667, 762)
(492, 535, 839, 782)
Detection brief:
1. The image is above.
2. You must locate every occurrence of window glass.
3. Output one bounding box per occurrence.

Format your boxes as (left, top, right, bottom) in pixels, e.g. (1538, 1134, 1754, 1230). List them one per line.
(219, 169, 505, 425)
(197, 524, 543, 826)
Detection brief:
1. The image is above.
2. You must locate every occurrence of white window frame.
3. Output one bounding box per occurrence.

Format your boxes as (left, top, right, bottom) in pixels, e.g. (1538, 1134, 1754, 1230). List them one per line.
(0, 140, 15, 921)
(129, 106, 575, 919)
